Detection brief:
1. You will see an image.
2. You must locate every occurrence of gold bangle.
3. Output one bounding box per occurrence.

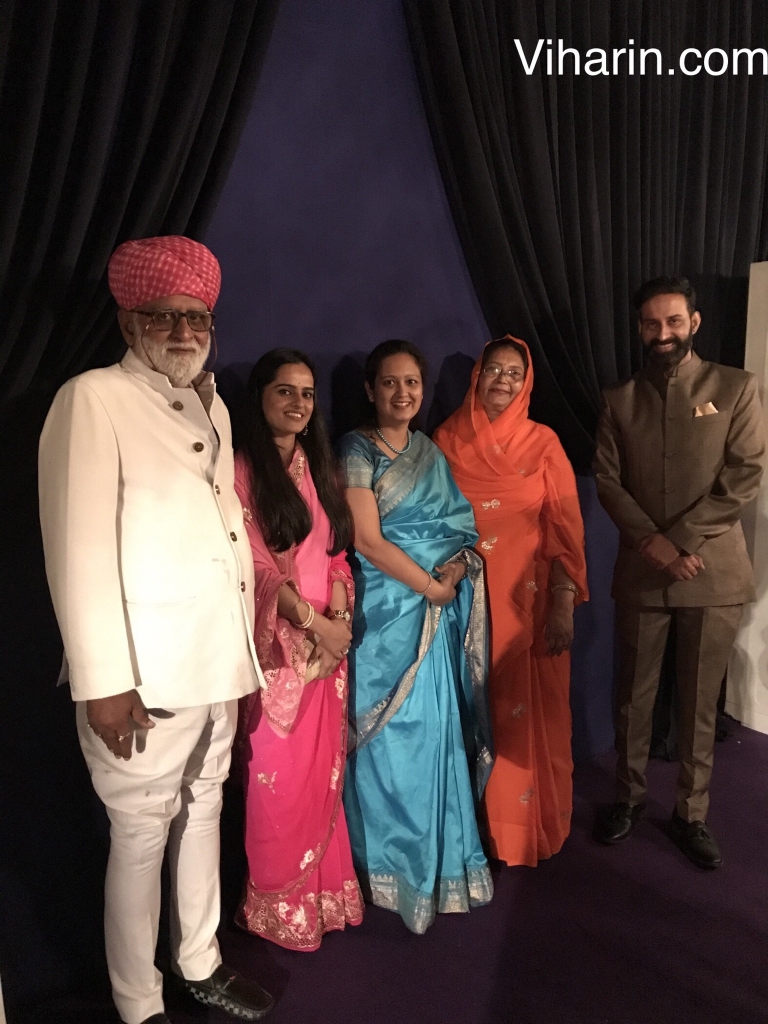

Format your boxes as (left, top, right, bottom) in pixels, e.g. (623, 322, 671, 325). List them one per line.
(415, 569, 433, 595)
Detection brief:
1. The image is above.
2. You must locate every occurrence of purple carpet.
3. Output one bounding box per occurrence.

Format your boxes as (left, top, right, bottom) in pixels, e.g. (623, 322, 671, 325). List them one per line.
(16, 724, 768, 1024)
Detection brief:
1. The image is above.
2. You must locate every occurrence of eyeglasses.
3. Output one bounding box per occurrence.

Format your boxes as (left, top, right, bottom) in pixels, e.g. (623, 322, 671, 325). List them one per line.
(480, 364, 525, 382)
(131, 308, 215, 333)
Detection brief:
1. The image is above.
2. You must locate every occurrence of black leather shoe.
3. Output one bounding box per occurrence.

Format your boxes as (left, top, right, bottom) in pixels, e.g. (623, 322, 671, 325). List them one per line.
(594, 802, 644, 844)
(183, 964, 274, 1020)
(140, 1015, 172, 1023)
(670, 813, 723, 868)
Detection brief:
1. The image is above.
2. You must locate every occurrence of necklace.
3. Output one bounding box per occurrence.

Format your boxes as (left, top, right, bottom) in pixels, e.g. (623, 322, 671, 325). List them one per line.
(375, 426, 412, 455)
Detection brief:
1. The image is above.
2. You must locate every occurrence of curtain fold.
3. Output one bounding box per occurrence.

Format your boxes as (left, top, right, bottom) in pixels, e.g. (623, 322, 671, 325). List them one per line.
(0, 0, 279, 401)
(403, 0, 768, 470)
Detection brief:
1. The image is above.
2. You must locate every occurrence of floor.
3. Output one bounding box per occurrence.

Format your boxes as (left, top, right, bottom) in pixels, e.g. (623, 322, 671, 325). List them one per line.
(11, 725, 768, 1024)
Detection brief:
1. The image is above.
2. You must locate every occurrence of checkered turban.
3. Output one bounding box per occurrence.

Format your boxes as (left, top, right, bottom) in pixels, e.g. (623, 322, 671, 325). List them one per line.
(107, 235, 221, 311)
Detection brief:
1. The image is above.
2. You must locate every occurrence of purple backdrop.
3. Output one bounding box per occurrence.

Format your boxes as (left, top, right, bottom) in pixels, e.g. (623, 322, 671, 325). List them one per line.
(204, 0, 617, 759)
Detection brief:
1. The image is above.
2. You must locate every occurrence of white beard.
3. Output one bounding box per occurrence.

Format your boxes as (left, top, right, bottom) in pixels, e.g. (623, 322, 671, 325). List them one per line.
(140, 334, 211, 388)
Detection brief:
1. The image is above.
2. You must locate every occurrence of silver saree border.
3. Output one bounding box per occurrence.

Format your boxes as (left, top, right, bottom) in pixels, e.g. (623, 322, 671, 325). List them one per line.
(360, 864, 494, 935)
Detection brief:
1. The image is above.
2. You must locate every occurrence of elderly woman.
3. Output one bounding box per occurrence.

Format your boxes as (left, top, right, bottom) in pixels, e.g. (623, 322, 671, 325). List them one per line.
(234, 348, 363, 950)
(433, 336, 588, 867)
(337, 339, 493, 934)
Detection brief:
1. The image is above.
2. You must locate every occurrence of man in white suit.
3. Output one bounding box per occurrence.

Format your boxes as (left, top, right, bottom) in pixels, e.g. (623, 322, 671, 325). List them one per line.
(38, 236, 273, 1024)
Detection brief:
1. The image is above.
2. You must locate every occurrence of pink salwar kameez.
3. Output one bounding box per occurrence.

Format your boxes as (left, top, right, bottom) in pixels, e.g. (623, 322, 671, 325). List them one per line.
(233, 448, 363, 951)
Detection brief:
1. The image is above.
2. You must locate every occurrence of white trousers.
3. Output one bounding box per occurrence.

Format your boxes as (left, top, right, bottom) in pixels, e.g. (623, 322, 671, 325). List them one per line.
(77, 699, 238, 1024)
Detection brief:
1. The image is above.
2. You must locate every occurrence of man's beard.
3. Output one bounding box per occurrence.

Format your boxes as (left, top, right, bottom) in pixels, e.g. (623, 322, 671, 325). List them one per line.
(140, 334, 211, 387)
(646, 330, 693, 368)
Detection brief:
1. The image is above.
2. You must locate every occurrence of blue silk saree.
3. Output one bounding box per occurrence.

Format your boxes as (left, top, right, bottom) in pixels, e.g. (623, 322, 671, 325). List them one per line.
(337, 430, 493, 934)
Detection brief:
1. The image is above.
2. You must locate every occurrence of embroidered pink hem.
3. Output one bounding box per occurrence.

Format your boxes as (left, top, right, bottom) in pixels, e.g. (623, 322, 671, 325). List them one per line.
(237, 877, 364, 952)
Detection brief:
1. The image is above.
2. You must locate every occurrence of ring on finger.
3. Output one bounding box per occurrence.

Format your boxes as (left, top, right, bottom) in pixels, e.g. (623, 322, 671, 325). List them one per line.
(117, 733, 131, 742)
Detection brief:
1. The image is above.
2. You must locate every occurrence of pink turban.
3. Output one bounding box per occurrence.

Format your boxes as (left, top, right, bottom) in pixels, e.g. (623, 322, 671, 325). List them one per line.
(108, 235, 221, 311)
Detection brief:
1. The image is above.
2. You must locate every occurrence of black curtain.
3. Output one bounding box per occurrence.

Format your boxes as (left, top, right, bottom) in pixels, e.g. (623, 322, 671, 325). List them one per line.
(0, 0, 278, 401)
(403, 0, 768, 471)
(0, 0, 277, 1011)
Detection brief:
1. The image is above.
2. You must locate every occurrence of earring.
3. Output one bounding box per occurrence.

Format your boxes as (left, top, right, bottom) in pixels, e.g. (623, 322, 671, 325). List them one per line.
(302, 424, 309, 435)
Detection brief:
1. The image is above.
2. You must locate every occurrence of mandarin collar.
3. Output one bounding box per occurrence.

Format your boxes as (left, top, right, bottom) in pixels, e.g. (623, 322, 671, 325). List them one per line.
(642, 349, 701, 385)
(120, 346, 217, 399)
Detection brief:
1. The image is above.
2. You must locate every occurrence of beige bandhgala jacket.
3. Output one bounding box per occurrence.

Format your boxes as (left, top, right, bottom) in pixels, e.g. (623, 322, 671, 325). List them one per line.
(39, 347, 265, 705)
(593, 352, 765, 608)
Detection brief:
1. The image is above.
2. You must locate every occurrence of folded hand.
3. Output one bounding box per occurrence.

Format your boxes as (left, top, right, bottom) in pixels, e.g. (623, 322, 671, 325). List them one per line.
(308, 641, 342, 680)
(426, 574, 457, 606)
(665, 553, 705, 581)
(435, 560, 465, 589)
(638, 533, 680, 569)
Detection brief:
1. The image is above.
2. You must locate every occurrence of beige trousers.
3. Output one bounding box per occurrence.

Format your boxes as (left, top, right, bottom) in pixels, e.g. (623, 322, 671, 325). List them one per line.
(614, 605, 743, 822)
(77, 699, 238, 1024)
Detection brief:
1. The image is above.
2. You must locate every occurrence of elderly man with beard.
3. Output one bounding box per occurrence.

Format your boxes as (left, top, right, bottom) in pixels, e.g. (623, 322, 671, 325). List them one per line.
(592, 276, 764, 868)
(38, 236, 274, 1023)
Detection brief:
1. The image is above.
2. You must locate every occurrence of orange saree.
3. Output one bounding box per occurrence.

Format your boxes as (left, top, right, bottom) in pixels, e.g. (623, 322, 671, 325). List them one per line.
(433, 339, 587, 867)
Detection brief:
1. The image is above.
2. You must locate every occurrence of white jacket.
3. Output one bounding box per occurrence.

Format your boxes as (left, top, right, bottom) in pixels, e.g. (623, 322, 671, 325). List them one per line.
(38, 348, 265, 706)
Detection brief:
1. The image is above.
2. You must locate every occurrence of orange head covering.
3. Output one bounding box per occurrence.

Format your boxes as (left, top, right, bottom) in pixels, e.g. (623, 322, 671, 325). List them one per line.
(468, 335, 537, 465)
(108, 235, 221, 311)
(433, 335, 587, 600)
(434, 335, 539, 481)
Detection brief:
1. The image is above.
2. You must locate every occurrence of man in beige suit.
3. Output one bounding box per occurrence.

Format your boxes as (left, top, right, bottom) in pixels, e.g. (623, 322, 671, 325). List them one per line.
(39, 237, 273, 1023)
(593, 276, 765, 868)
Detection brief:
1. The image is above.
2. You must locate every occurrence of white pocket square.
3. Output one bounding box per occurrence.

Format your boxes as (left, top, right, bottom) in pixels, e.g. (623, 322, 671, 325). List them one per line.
(693, 402, 718, 417)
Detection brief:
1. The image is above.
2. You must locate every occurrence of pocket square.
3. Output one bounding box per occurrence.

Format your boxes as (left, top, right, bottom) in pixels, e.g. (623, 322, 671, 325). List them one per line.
(693, 402, 719, 417)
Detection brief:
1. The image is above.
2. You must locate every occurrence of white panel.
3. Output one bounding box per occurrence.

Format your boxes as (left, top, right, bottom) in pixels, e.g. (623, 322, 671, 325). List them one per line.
(727, 261, 768, 734)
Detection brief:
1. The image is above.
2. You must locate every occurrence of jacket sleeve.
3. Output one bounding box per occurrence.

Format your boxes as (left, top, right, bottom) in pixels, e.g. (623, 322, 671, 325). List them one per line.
(38, 379, 138, 701)
(665, 373, 766, 553)
(592, 393, 659, 546)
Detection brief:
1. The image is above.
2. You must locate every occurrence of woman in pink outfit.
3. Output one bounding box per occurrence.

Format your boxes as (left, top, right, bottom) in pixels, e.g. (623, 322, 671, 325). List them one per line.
(234, 348, 363, 951)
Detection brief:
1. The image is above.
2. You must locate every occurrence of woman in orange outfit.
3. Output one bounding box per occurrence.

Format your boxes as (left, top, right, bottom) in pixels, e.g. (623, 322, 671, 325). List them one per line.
(433, 336, 588, 867)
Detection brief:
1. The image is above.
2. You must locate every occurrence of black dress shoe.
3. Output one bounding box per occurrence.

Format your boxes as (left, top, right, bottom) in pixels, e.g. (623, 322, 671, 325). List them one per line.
(183, 964, 274, 1020)
(140, 1015, 172, 1023)
(670, 813, 723, 868)
(593, 802, 644, 844)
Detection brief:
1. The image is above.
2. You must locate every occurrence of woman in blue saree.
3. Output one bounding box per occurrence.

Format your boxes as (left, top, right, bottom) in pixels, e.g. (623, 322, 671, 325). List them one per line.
(338, 339, 493, 934)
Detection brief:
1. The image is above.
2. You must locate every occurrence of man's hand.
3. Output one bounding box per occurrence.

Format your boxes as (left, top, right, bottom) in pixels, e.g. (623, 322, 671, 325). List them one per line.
(665, 554, 705, 581)
(86, 690, 154, 760)
(638, 533, 680, 570)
